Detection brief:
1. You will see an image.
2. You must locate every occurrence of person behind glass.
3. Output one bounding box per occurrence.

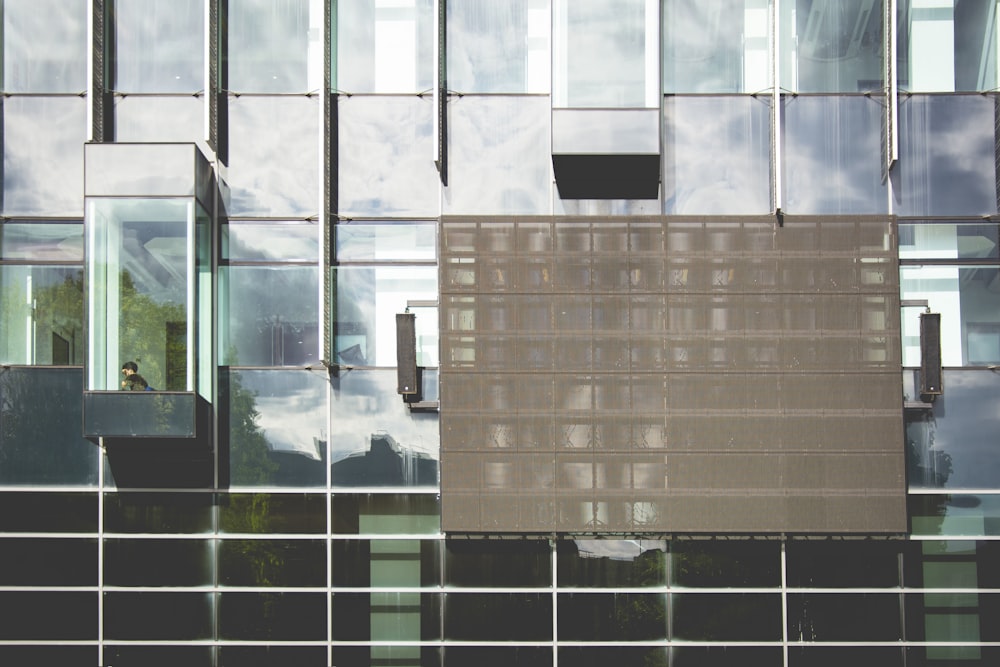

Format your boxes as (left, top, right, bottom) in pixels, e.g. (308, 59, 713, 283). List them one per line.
(120, 361, 150, 391)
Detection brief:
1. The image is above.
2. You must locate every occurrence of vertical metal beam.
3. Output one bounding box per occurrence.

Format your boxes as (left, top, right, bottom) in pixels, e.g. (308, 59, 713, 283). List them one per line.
(885, 0, 899, 183)
(772, 0, 783, 216)
(433, 0, 448, 185)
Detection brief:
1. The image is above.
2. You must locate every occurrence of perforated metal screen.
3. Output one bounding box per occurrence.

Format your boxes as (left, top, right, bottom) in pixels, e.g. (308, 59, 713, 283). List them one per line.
(440, 216, 906, 534)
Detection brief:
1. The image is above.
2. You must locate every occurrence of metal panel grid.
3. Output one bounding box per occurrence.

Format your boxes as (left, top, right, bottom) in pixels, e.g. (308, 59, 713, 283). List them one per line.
(440, 216, 905, 534)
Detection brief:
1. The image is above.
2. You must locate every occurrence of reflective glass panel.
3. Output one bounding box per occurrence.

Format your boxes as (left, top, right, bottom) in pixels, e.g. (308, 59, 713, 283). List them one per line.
(219, 592, 327, 640)
(787, 593, 902, 641)
(2, 0, 88, 93)
(228, 0, 323, 93)
(220, 266, 320, 367)
(899, 0, 1000, 91)
(0, 368, 97, 486)
(906, 370, 1000, 490)
(557, 539, 667, 588)
(0, 492, 97, 532)
(331, 539, 441, 587)
(223, 222, 320, 261)
(112, 0, 203, 92)
(104, 592, 213, 640)
(445, 539, 550, 587)
(227, 370, 327, 487)
(335, 0, 435, 93)
(783, 95, 888, 214)
(896, 95, 998, 217)
(900, 222, 1000, 261)
(219, 538, 327, 586)
(337, 96, 440, 217)
(103, 538, 212, 586)
(671, 593, 782, 641)
(664, 0, 772, 93)
(114, 96, 205, 144)
(552, 0, 659, 108)
(104, 493, 214, 533)
(0, 222, 83, 261)
(447, 0, 550, 93)
(900, 266, 1000, 366)
(786, 539, 903, 587)
(219, 493, 327, 534)
(663, 96, 771, 214)
(105, 646, 214, 667)
(789, 647, 905, 667)
(671, 539, 781, 587)
(227, 95, 320, 217)
(3, 96, 86, 216)
(333, 266, 437, 367)
(86, 198, 196, 391)
(0, 538, 96, 586)
(335, 222, 437, 262)
(780, 0, 884, 93)
(332, 493, 441, 534)
(0, 266, 84, 365)
(445, 593, 551, 641)
(443, 96, 553, 215)
(558, 592, 666, 641)
(330, 371, 440, 489)
(0, 592, 96, 640)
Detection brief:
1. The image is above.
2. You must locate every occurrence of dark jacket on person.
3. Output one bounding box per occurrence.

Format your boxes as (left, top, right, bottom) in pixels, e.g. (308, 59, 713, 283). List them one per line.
(123, 374, 150, 391)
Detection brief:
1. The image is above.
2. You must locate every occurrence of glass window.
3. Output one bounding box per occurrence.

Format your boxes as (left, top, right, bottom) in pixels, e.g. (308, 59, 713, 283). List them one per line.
(0, 368, 97, 486)
(910, 494, 1000, 536)
(899, 0, 1000, 92)
(671, 593, 782, 641)
(86, 198, 203, 392)
(0, 592, 96, 640)
(896, 95, 998, 217)
(448, 0, 550, 93)
(335, 222, 437, 262)
(3, 96, 86, 216)
(664, 0, 772, 93)
(445, 539, 550, 587)
(2, 0, 88, 93)
(103, 538, 212, 587)
(445, 593, 552, 641)
(671, 539, 781, 587)
(443, 96, 553, 215)
(227, 95, 320, 217)
(228, 0, 323, 93)
(663, 96, 771, 215)
(337, 96, 440, 217)
(336, 0, 435, 94)
(331, 539, 441, 586)
(104, 492, 214, 534)
(332, 493, 441, 534)
(329, 371, 439, 489)
(105, 646, 214, 666)
(226, 370, 327, 488)
(786, 539, 902, 587)
(1, 221, 83, 261)
(219, 538, 327, 586)
(0, 492, 97, 532)
(906, 370, 1000, 490)
(104, 592, 213, 640)
(0, 538, 97, 586)
(219, 493, 327, 534)
(552, 0, 659, 108)
(223, 222, 320, 262)
(114, 96, 205, 144)
(557, 539, 667, 588)
(220, 266, 320, 367)
(0, 266, 84, 365)
(780, 0, 884, 93)
(787, 593, 902, 641)
(900, 221, 1000, 262)
(112, 0, 204, 93)
(219, 592, 327, 640)
(558, 592, 666, 641)
(333, 266, 437, 368)
(901, 265, 1000, 366)
(782, 95, 888, 214)
(789, 647, 905, 667)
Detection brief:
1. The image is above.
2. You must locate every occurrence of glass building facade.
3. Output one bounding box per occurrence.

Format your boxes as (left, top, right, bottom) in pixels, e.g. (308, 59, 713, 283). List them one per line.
(0, 1, 998, 665)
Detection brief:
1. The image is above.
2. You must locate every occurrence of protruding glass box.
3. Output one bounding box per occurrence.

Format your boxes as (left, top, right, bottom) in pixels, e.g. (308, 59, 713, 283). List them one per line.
(83, 144, 214, 442)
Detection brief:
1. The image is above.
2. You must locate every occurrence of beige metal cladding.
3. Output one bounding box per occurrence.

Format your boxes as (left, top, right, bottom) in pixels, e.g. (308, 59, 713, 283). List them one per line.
(439, 215, 905, 534)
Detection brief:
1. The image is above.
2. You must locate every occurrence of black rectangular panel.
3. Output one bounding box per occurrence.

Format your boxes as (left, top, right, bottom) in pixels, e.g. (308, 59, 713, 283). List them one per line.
(396, 313, 418, 395)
